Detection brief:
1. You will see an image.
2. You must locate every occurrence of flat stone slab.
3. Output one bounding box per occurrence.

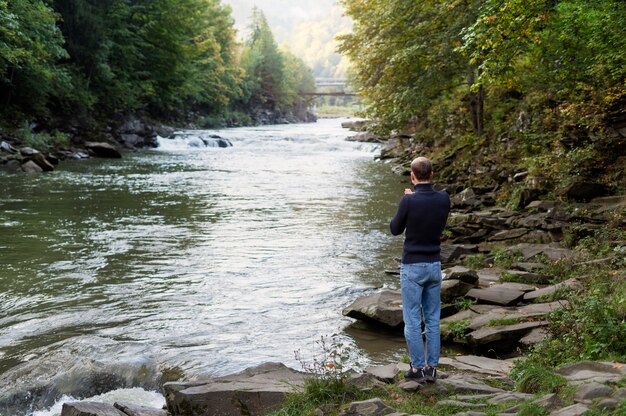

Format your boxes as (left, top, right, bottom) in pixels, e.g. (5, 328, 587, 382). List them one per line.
(164, 362, 306, 416)
(519, 327, 548, 346)
(443, 266, 479, 284)
(468, 301, 566, 330)
(575, 382, 612, 402)
(465, 287, 525, 306)
(507, 243, 577, 261)
(487, 392, 533, 404)
(523, 279, 581, 302)
(467, 321, 548, 345)
(338, 398, 397, 416)
(497, 282, 537, 292)
(500, 270, 551, 285)
(114, 403, 167, 416)
(343, 290, 403, 328)
(439, 356, 513, 376)
(365, 363, 405, 383)
(439, 374, 506, 394)
(549, 403, 589, 416)
(441, 279, 476, 303)
(61, 402, 126, 416)
(555, 361, 626, 385)
(476, 271, 502, 287)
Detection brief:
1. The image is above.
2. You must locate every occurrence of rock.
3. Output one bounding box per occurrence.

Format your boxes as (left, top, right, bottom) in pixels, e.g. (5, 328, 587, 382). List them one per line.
(338, 398, 396, 416)
(441, 279, 475, 303)
(397, 379, 423, 392)
(574, 382, 612, 402)
(0, 158, 21, 172)
(84, 142, 122, 158)
(20, 147, 39, 156)
(549, 403, 589, 416)
(440, 244, 478, 264)
(439, 400, 487, 409)
(507, 244, 577, 261)
(73, 151, 90, 159)
(201, 137, 232, 148)
(526, 200, 558, 211)
(451, 188, 480, 209)
(487, 392, 533, 404)
(341, 120, 368, 131)
(488, 229, 528, 242)
(465, 287, 525, 306)
(512, 262, 546, 272)
(0, 141, 17, 153)
(497, 282, 537, 292)
(347, 373, 387, 390)
(555, 361, 626, 385)
(439, 356, 513, 376)
(597, 398, 619, 410)
(342, 290, 403, 329)
(21, 160, 43, 173)
(519, 327, 548, 346)
(346, 132, 381, 143)
(523, 279, 581, 302)
(533, 393, 562, 411)
(613, 387, 626, 399)
(453, 413, 487, 416)
(164, 362, 306, 416)
(114, 402, 167, 416)
(558, 181, 610, 202)
(380, 137, 410, 160)
(155, 125, 176, 138)
(28, 153, 55, 172)
(443, 267, 479, 285)
(365, 363, 404, 383)
(467, 301, 566, 331)
(440, 374, 505, 394)
(119, 134, 143, 148)
(476, 269, 502, 287)
(467, 321, 548, 346)
(61, 402, 126, 416)
(501, 270, 551, 285)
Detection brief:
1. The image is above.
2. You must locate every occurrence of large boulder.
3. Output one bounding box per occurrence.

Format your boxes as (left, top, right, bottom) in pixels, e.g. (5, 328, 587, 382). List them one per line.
(343, 290, 403, 329)
(21, 160, 43, 173)
(85, 142, 122, 159)
(61, 402, 125, 416)
(558, 181, 611, 202)
(338, 398, 397, 416)
(163, 362, 306, 416)
(114, 402, 167, 416)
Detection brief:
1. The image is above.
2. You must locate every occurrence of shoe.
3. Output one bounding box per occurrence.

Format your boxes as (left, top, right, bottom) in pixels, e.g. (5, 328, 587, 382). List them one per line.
(404, 367, 427, 382)
(424, 366, 437, 383)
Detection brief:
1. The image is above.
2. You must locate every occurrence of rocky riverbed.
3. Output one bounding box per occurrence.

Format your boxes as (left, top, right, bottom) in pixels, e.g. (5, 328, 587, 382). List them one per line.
(14, 122, 626, 416)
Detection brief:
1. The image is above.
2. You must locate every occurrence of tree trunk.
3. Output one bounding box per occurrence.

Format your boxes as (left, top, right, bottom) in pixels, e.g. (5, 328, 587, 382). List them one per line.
(468, 65, 484, 136)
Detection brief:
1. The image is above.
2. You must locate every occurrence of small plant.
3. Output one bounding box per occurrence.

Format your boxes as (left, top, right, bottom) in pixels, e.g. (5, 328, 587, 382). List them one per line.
(294, 335, 354, 381)
(463, 254, 486, 269)
(518, 400, 549, 416)
(491, 246, 524, 269)
(499, 271, 526, 283)
(510, 360, 567, 394)
(487, 317, 527, 327)
(447, 319, 470, 342)
(454, 297, 477, 311)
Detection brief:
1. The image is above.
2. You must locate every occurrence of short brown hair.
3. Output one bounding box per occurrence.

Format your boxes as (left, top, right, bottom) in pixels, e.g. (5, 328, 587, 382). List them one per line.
(411, 157, 432, 181)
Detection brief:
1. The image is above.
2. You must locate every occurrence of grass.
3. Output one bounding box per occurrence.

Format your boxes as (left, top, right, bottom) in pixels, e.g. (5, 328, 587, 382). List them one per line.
(491, 246, 525, 269)
(486, 317, 528, 327)
(510, 361, 568, 394)
(464, 254, 487, 269)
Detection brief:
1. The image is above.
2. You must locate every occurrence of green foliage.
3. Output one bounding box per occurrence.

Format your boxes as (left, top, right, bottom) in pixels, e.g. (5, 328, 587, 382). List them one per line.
(491, 247, 524, 269)
(454, 297, 477, 312)
(487, 317, 527, 327)
(518, 400, 549, 416)
(510, 360, 567, 394)
(447, 319, 470, 342)
(463, 254, 487, 269)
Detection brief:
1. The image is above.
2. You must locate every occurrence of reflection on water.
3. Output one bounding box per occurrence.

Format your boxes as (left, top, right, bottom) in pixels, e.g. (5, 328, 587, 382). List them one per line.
(0, 119, 409, 414)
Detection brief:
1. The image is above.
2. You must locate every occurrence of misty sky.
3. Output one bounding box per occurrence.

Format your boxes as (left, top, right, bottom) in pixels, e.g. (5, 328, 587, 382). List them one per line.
(222, 0, 340, 37)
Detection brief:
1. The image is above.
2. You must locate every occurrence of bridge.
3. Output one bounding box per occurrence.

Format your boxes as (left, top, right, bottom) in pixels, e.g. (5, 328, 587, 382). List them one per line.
(302, 78, 357, 97)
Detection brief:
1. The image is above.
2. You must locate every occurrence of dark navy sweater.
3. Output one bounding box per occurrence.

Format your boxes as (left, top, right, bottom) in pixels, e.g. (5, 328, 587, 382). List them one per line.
(390, 183, 451, 264)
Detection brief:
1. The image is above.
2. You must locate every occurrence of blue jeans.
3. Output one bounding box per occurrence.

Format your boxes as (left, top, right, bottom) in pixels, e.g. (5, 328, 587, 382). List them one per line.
(400, 261, 442, 369)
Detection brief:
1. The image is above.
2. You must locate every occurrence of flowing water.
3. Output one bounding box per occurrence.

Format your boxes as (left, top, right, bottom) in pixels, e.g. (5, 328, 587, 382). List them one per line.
(0, 119, 410, 415)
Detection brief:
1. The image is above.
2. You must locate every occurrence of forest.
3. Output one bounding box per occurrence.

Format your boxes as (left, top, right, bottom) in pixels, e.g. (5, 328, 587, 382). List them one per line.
(339, 0, 625, 195)
(0, 0, 315, 143)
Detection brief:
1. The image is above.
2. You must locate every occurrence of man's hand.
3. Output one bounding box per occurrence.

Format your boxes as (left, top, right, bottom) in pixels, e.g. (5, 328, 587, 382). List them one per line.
(404, 188, 414, 195)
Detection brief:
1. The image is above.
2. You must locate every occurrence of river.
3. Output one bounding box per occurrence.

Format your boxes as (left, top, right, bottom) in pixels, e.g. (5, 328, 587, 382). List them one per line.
(0, 119, 408, 415)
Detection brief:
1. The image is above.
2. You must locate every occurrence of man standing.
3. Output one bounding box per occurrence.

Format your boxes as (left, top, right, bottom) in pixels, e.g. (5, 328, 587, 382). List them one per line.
(390, 157, 450, 382)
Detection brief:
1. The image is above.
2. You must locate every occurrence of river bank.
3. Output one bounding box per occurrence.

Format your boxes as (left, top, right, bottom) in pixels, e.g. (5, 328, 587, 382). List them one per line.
(0, 109, 318, 174)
